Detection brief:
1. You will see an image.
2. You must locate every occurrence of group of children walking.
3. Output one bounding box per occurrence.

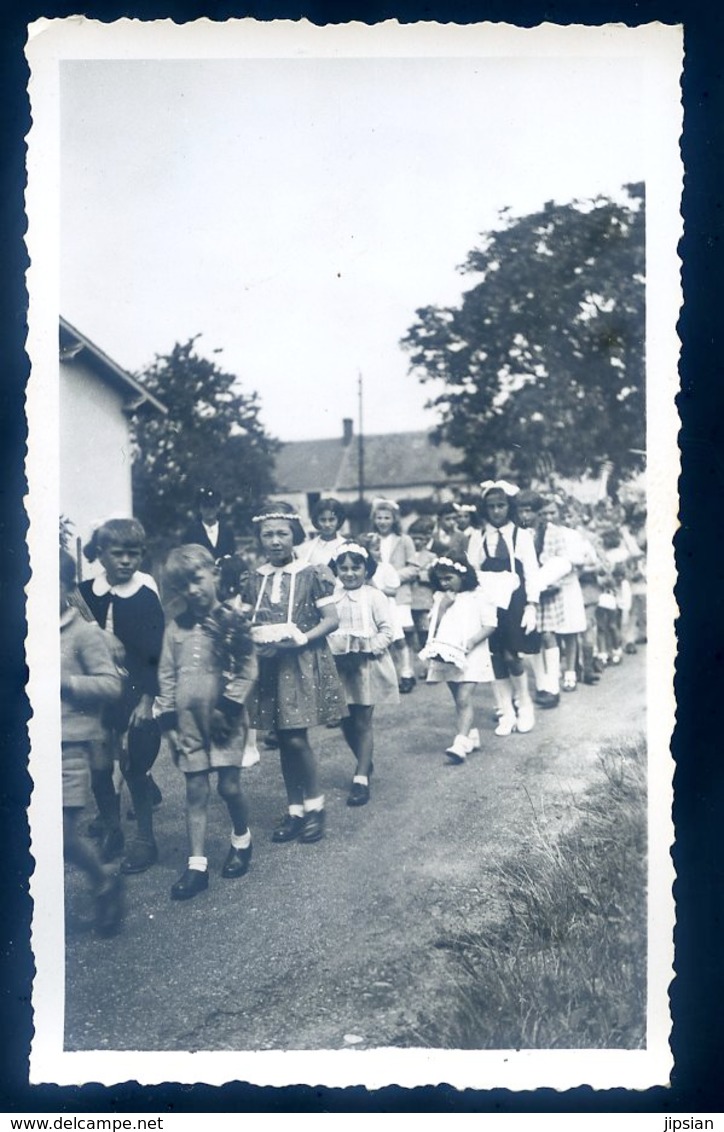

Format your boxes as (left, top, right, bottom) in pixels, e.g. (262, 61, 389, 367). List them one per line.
(59, 480, 645, 932)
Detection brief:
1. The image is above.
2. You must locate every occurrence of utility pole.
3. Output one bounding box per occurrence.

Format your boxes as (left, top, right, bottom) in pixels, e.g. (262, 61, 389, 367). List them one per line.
(357, 370, 365, 505)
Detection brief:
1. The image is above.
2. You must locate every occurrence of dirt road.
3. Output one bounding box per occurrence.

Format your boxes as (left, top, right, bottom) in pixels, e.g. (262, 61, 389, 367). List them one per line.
(65, 650, 646, 1051)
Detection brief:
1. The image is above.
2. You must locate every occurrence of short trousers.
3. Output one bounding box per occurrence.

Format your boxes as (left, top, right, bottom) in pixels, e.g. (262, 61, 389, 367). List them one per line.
(62, 742, 92, 809)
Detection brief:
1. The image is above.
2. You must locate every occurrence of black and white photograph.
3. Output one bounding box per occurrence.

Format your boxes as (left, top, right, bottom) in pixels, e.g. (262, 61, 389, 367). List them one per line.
(24, 18, 681, 1090)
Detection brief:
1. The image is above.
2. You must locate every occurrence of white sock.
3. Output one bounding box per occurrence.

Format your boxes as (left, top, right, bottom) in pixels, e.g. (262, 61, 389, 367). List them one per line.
(510, 670, 533, 708)
(353, 775, 369, 786)
(544, 647, 561, 694)
(288, 804, 304, 819)
(304, 795, 325, 813)
(231, 829, 251, 850)
(528, 652, 547, 693)
(188, 855, 208, 872)
(494, 678, 515, 714)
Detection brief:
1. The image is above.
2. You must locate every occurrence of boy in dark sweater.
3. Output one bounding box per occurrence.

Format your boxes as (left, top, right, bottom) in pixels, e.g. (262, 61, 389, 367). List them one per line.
(76, 518, 165, 874)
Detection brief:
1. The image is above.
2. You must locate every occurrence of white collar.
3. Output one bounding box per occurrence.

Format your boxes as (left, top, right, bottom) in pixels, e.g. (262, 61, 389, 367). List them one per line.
(91, 570, 159, 598)
(338, 585, 365, 601)
(484, 521, 514, 539)
(256, 560, 306, 577)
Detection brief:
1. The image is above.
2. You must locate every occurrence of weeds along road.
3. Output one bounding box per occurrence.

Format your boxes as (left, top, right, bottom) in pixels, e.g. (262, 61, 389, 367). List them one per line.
(65, 647, 646, 1052)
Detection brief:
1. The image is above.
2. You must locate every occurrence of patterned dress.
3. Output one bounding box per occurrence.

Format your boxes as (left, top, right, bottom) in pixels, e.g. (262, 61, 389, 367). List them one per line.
(243, 561, 348, 731)
(536, 523, 587, 634)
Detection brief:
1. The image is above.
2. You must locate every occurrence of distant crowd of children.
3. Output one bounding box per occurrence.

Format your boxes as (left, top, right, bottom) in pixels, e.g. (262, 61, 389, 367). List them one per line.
(59, 481, 646, 933)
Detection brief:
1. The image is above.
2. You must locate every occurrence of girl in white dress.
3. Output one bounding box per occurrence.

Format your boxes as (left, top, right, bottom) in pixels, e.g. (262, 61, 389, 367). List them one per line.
(419, 552, 497, 764)
(297, 497, 349, 567)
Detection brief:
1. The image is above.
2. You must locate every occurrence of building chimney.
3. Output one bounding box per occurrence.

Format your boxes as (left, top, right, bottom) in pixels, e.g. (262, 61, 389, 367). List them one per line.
(342, 417, 354, 446)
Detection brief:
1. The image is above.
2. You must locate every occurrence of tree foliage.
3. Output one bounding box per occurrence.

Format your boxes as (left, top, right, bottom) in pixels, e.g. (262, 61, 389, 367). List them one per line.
(401, 184, 645, 482)
(130, 338, 279, 548)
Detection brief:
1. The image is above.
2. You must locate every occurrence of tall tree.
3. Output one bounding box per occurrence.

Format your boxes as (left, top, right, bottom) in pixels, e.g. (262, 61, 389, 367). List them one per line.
(402, 184, 645, 483)
(130, 338, 279, 549)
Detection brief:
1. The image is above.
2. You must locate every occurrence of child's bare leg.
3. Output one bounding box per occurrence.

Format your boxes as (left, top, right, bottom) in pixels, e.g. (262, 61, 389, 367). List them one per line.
(560, 633, 577, 689)
(399, 638, 415, 681)
(217, 766, 249, 836)
(412, 609, 429, 650)
(340, 715, 359, 760)
(561, 633, 577, 672)
(279, 729, 321, 802)
(90, 765, 123, 860)
(350, 704, 374, 778)
(63, 808, 107, 890)
(596, 609, 608, 659)
(184, 771, 211, 857)
(277, 732, 305, 808)
(450, 682, 475, 737)
(217, 766, 253, 877)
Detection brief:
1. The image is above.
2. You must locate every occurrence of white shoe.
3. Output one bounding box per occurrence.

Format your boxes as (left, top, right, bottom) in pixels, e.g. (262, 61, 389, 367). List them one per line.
(494, 713, 517, 737)
(445, 734, 472, 763)
(468, 728, 481, 750)
(515, 702, 535, 733)
(241, 745, 261, 768)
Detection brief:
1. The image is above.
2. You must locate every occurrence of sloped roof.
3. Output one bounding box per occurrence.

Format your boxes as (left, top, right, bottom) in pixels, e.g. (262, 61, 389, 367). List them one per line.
(274, 430, 465, 494)
(60, 316, 167, 414)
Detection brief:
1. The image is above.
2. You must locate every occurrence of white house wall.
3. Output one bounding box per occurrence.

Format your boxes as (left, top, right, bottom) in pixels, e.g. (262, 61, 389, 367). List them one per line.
(60, 357, 133, 568)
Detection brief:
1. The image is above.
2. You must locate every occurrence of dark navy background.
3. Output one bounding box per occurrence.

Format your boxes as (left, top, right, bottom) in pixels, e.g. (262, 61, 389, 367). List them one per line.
(1, 0, 720, 1113)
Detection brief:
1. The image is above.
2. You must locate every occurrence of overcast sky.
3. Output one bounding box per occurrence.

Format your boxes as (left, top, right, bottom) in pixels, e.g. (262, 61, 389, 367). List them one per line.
(61, 52, 645, 442)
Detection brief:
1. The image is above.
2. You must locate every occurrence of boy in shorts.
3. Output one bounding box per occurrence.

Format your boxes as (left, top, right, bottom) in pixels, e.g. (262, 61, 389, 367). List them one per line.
(155, 545, 257, 901)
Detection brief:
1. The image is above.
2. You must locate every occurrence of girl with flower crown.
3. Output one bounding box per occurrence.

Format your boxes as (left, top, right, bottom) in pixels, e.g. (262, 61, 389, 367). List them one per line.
(419, 551, 497, 763)
(242, 502, 347, 845)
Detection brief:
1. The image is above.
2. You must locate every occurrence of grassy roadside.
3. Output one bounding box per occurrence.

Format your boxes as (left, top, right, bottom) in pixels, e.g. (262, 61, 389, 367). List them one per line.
(409, 735, 648, 1049)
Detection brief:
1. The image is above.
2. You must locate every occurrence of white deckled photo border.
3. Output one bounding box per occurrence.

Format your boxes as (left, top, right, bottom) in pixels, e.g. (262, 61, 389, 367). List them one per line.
(24, 17, 682, 1090)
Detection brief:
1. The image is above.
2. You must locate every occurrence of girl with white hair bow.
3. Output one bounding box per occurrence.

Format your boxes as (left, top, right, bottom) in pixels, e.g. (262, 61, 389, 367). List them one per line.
(475, 480, 541, 736)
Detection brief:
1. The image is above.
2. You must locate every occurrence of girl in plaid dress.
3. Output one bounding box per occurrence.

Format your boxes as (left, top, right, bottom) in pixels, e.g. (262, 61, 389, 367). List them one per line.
(538, 496, 588, 690)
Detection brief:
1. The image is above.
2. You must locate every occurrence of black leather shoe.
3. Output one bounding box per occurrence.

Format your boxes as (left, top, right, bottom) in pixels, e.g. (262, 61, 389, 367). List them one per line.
(100, 827, 125, 863)
(399, 676, 416, 694)
(300, 809, 325, 843)
(120, 839, 158, 875)
(347, 782, 369, 807)
(272, 814, 305, 843)
(170, 867, 209, 901)
(536, 691, 560, 709)
(221, 842, 253, 878)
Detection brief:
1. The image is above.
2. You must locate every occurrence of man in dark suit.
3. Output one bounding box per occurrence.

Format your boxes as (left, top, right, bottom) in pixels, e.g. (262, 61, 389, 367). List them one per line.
(183, 487, 237, 559)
